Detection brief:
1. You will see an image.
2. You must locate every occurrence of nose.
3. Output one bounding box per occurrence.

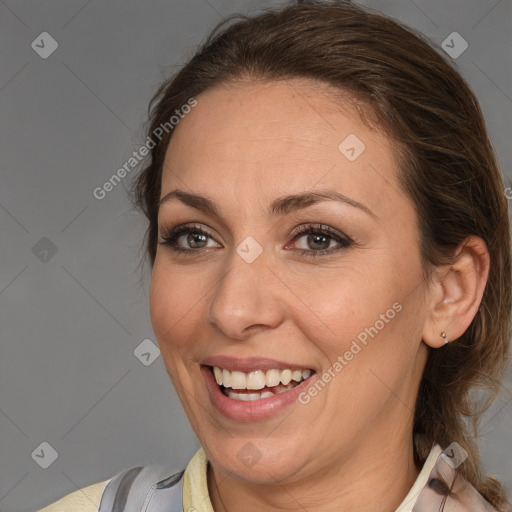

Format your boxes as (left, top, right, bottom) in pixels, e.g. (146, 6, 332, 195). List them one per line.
(207, 248, 286, 341)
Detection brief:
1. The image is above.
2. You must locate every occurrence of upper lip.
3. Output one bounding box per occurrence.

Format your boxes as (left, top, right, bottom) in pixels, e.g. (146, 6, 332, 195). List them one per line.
(201, 355, 314, 373)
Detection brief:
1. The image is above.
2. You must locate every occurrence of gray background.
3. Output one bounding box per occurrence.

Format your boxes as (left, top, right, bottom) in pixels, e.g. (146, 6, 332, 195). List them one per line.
(0, 1, 510, 510)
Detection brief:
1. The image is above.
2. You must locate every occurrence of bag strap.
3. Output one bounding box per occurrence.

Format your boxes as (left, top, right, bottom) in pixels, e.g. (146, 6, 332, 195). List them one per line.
(98, 464, 185, 512)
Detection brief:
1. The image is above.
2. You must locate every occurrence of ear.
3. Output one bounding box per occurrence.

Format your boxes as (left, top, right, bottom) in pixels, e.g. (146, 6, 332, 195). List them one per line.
(422, 236, 490, 348)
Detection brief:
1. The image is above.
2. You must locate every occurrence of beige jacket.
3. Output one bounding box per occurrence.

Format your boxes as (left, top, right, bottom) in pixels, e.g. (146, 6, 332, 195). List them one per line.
(38, 479, 110, 512)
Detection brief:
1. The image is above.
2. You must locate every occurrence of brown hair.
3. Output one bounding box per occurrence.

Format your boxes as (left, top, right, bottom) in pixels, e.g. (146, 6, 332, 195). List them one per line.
(130, 1, 512, 509)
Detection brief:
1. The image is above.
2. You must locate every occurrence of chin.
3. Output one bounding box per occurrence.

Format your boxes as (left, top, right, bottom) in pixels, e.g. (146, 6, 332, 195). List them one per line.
(207, 441, 306, 485)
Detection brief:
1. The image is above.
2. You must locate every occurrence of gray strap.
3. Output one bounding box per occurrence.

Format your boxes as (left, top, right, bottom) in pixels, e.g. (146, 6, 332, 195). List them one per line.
(111, 467, 144, 511)
(99, 464, 185, 512)
(143, 471, 185, 512)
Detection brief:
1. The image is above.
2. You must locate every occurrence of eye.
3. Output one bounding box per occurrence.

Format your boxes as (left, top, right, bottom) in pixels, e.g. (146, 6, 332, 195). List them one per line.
(287, 223, 353, 258)
(158, 222, 353, 258)
(159, 223, 220, 254)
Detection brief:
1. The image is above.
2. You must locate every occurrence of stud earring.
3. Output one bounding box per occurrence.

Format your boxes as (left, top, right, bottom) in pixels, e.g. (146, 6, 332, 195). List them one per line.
(440, 332, 448, 345)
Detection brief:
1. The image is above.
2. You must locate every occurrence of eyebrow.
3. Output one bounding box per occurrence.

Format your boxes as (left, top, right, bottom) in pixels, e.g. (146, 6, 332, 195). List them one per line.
(158, 188, 376, 220)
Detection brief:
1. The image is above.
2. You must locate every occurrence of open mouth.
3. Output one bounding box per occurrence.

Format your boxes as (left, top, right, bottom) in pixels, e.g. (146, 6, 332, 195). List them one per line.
(207, 365, 315, 402)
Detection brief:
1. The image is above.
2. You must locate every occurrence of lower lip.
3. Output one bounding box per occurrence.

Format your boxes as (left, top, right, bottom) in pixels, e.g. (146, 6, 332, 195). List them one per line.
(200, 365, 316, 422)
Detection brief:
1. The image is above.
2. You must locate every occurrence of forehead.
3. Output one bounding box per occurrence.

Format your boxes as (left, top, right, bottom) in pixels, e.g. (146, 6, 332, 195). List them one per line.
(160, 79, 404, 222)
(167, 78, 379, 158)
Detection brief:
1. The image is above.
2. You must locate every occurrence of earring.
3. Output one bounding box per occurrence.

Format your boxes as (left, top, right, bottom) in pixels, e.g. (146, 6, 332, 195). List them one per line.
(440, 332, 448, 345)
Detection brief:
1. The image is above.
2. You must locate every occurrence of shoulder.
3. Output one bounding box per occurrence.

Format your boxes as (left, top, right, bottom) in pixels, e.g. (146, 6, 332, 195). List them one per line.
(38, 463, 185, 512)
(98, 464, 185, 511)
(38, 479, 111, 512)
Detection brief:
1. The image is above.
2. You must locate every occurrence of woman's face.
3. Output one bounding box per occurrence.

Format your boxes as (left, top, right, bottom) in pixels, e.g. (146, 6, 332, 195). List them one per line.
(150, 79, 431, 484)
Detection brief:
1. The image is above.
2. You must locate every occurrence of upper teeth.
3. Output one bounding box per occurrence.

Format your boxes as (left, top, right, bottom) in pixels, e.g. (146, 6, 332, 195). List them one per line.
(212, 366, 312, 390)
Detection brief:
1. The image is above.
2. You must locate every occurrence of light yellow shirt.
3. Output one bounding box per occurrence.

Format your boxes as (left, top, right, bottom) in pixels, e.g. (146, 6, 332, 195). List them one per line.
(38, 478, 111, 512)
(39, 444, 443, 512)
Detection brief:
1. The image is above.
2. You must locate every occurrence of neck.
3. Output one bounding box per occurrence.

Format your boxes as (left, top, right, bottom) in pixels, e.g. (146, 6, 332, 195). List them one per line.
(207, 433, 422, 512)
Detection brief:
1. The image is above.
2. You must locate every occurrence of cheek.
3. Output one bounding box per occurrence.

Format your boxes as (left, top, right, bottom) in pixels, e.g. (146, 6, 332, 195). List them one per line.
(294, 267, 399, 352)
(149, 263, 200, 351)
(293, 258, 421, 396)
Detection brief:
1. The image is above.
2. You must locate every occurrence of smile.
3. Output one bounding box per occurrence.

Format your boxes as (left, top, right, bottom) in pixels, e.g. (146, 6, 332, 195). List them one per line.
(200, 362, 316, 422)
(211, 366, 313, 401)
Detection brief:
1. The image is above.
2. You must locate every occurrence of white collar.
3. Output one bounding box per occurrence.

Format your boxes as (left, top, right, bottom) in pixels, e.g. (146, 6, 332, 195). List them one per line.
(395, 443, 443, 512)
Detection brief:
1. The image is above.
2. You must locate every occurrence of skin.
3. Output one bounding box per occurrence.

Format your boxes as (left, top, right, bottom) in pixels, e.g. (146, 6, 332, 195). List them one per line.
(149, 78, 489, 512)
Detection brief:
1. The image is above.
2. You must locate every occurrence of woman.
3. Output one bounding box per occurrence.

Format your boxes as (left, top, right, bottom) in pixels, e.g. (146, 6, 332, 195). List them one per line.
(39, 1, 511, 511)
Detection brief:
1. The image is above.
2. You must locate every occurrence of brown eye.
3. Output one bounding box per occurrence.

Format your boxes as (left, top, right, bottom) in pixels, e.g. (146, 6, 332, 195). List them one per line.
(184, 232, 208, 249)
(307, 233, 331, 250)
(159, 223, 220, 254)
(289, 223, 353, 258)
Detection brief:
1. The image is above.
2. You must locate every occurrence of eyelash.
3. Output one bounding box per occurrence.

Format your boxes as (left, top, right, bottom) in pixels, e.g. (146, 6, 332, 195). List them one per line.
(158, 222, 353, 259)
